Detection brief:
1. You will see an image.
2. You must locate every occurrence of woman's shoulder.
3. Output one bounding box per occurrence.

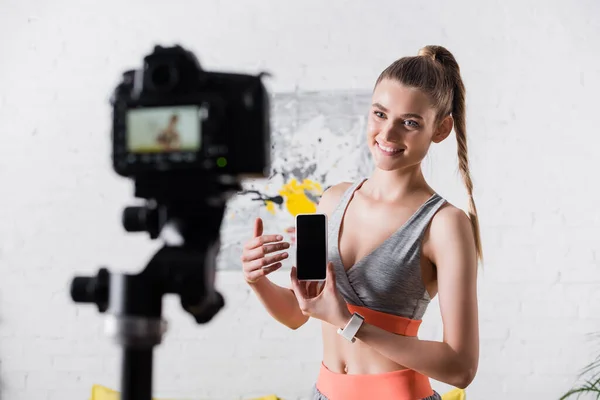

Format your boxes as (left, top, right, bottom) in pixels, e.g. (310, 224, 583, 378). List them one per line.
(430, 200, 471, 231)
(324, 181, 355, 197)
(316, 181, 355, 215)
(425, 200, 477, 263)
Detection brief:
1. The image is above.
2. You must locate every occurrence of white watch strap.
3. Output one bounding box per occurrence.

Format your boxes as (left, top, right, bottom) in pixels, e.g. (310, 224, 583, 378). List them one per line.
(337, 313, 364, 343)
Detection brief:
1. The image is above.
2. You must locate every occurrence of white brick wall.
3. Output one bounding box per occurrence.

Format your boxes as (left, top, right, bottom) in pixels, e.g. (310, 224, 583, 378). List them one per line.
(1, 0, 600, 399)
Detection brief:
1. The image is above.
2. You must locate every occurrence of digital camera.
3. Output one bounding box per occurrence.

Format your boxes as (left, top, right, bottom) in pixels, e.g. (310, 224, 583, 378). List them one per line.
(110, 45, 271, 180)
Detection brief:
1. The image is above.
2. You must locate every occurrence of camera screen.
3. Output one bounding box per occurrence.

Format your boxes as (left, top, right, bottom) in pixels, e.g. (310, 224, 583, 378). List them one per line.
(126, 106, 201, 153)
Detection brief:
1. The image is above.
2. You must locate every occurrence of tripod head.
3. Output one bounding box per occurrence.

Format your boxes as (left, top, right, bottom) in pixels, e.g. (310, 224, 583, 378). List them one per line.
(68, 44, 271, 400)
(71, 174, 240, 324)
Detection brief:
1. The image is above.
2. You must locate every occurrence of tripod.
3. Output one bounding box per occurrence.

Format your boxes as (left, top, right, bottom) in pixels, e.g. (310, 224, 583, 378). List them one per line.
(70, 176, 240, 400)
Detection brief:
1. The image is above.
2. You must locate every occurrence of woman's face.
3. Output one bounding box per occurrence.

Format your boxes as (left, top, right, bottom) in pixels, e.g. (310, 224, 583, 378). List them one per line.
(367, 78, 449, 172)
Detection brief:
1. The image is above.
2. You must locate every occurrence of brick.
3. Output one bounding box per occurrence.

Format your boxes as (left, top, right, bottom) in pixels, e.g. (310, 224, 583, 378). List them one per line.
(0, 337, 24, 357)
(26, 337, 115, 357)
(478, 340, 534, 375)
(477, 283, 526, 321)
(233, 338, 321, 362)
(52, 355, 105, 372)
(560, 202, 600, 228)
(0, 388, 31, 400)
(46, 388, 92, 400)
(559, 262, 600, 283)
(511, 319, 600, 346)
(531, 351, 593, 376)
(159, 337, 237, 361)
(563, 283, 600, 319)
(24, 371, 83, 390)
(480, 256, 560, 284)
(500, 373, 577, 395)
(518, 284, 579, 319)
(2, 354, 53, 372)
(1, 371, 27, 390)
(224, 359, 309, 395)
(499, 336, 591, 377)
(479, 320, 511, 341)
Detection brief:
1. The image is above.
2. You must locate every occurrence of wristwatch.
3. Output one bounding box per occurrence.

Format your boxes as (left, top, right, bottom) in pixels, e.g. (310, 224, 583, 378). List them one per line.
(337, 312, 365, 343)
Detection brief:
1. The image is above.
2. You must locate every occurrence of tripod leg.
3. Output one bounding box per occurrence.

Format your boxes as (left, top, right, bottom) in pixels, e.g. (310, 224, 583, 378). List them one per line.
(121, 347, 153, 400)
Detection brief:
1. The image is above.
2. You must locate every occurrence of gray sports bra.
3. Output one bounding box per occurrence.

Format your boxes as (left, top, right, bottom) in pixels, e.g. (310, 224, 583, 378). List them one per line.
(328, 178, 447, 321)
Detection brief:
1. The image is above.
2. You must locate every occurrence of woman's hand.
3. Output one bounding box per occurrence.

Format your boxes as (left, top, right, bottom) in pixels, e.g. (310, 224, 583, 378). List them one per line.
(241, 218, 290, 284)
(290, 262, 352, 328)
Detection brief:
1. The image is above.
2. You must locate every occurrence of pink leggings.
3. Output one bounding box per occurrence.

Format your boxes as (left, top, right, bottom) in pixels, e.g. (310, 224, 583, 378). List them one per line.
(314, 362, 437, 400)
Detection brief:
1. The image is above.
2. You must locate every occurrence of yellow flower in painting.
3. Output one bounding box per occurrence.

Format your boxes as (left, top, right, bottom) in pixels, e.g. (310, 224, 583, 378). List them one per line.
(265, 178, 323, 216)
(278, 178, 323, 216)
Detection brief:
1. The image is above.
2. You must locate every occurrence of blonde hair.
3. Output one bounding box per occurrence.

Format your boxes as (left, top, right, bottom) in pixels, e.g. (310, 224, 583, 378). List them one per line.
(375, 45, 483, 263)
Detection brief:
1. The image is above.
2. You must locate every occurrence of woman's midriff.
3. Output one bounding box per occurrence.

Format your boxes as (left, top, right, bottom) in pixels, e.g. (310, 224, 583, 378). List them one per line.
(315, 304, 435, 399)
(321, 323, 410, 374)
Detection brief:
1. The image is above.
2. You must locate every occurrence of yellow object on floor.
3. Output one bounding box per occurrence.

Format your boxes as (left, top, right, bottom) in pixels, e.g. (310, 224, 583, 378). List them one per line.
(90, 384, 180, 400)
(441, 388, 466, 400)
(90, 385, 118, 400)
(90, 384, 281, 400)
(91, 383, 459, 400)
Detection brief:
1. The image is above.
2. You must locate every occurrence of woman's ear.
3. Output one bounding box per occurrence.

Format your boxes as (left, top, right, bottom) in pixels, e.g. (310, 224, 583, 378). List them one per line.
(432, 115, 453, 143)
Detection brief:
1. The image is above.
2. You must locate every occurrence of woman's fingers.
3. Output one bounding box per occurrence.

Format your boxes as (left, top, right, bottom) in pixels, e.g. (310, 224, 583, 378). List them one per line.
(245, 262, 283, 283)
(290, 266, 307, 298)
(245, 251, 289, 270)
(243, 219, 291, 284)
(307, 281, 320, 298)
(244, 234, 284, 251)
(241, 241, 290, 262)
(241, 230, 290, 283)
(253, 217, 264, 238)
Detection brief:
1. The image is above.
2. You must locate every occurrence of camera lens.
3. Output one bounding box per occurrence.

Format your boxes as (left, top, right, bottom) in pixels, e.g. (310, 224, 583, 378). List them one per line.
(149, 63, 178, 91)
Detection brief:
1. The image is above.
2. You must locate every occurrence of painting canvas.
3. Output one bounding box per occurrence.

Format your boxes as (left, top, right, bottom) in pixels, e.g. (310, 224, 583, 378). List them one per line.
(217, 90, 375, 270)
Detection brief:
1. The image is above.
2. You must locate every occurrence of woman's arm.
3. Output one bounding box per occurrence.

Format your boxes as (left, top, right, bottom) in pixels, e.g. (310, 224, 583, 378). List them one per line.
(248, 183, 351, 330)
(248, 278, 309, 330)
(352, 206, 479, 388)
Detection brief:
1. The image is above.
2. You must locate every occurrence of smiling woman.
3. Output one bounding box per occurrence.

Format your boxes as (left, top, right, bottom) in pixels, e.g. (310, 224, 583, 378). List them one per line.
(241, 44, 480, 400)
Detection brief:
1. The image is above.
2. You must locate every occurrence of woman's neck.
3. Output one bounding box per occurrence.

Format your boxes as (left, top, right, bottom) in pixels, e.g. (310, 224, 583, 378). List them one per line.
(363, 165, 430, 203)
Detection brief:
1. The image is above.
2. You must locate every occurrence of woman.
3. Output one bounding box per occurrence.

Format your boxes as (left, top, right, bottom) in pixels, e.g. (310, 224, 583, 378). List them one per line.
(241, 45, 481, 400)
(156, 114, 181, 151)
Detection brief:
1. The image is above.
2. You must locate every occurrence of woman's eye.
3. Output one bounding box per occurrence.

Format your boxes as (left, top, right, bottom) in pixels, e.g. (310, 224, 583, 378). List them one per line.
(405, 120, 419, 128)
(373, 111, 385, 119)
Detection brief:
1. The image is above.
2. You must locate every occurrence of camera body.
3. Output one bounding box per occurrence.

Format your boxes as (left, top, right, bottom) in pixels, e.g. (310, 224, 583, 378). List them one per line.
(111, 45, 270, 181)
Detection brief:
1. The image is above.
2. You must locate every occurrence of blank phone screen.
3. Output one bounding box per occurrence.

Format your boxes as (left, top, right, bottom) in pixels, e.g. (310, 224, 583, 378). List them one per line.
(296, 214, 327, 280)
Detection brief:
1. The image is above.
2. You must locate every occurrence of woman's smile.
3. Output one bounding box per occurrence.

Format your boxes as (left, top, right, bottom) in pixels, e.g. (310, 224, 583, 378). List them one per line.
(375, 140, 405, 156)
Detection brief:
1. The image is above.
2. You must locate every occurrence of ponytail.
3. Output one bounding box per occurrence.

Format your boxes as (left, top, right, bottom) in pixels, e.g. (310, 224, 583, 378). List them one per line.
(421, 46, 483, 264)
(377, 46, 483, 264)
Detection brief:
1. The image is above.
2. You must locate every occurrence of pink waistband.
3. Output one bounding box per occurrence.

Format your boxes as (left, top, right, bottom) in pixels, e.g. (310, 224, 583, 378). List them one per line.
(316, 362, 434, 400)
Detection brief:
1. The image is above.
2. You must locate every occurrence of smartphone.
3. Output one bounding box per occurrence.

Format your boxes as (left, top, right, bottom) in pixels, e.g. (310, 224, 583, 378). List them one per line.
(295, 213, 328, 281)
